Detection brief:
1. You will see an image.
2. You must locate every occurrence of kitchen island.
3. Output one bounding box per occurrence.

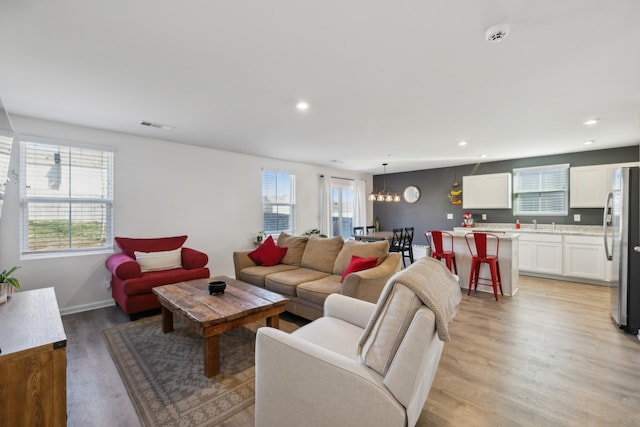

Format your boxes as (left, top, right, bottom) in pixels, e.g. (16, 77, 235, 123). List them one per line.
(455, 223, 611, 284)
(441, 230, 520, 297)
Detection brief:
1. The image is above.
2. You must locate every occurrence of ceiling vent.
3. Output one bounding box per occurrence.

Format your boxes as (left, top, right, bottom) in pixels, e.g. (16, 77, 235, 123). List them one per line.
(140, 120, 175, 130)
(485, 24, 510, 43)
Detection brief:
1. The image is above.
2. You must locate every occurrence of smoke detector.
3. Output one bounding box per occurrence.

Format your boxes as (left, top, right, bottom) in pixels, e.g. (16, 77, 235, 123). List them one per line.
(485, 24, 510, 43)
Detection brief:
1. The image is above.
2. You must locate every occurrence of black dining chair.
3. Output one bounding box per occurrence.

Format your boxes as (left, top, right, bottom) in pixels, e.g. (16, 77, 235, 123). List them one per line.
(389, 228, 404, 254)
(366, 225, 376, 235)
(353, 226, 365, 237)
(390, 228, 414, 267)
(402, 227, 415, 267)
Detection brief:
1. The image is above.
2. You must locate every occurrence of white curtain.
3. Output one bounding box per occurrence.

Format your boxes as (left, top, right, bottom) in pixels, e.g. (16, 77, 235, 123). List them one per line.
(319, 175, 332, 236)
(353, 179, 367, 228)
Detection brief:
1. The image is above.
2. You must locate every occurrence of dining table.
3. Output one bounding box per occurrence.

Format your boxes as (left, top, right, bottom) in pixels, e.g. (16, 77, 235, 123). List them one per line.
(353, 231, 394, 242)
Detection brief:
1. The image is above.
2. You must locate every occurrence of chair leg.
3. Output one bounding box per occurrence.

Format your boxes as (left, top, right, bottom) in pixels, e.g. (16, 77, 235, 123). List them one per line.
(474, 262, 481, 291)
(489, 261, 499, 301)
(467, 259, 476, 295)
(445, 256, 452, 272)
(452, 256, 458, 274)
(496, 261, 503, 295)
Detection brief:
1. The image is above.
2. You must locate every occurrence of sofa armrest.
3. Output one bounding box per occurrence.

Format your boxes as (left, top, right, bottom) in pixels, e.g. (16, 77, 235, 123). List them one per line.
(341, 253, 402, 303)
(233, 251, 258, 278)
(324, 294, 375, 329)
(181, 247, 208, 270)
(255, 327, 405, 427)
(105, 253, 142, 280)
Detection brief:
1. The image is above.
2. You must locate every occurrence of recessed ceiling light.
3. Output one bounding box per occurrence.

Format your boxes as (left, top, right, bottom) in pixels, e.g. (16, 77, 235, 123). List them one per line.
(583, 119, 599, 126)
(296, 101, 310, 112)
(584, 140, 594, 145)
(479, 154, 488, 158)
(458, 141, 468, 147)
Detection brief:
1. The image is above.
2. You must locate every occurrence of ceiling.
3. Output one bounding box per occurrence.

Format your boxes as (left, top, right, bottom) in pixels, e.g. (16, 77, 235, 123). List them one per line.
(1, 0, 639, 174)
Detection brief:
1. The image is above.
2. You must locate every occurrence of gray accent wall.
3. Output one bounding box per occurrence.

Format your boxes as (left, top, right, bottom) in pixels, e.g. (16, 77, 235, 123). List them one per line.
(372, 146, 639, 246)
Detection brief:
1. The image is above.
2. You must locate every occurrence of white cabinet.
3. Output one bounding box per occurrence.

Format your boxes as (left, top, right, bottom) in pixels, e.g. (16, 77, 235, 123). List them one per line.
(518, 233, 563, 275)
(570, 162, 639, 208)
(563, 235, 610, 281)
(463, 173, 512, 209)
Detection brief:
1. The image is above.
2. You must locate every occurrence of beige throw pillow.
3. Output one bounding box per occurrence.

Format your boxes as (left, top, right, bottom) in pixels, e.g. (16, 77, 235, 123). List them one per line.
(277, 233, 308, 266)
(333, 239, 389, 275)
(300, 235, 344, 274)
(135, 248, 182, 272)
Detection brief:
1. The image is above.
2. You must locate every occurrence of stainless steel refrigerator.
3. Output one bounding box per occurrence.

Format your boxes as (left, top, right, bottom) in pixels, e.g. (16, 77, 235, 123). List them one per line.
(604, 166, 640, 334)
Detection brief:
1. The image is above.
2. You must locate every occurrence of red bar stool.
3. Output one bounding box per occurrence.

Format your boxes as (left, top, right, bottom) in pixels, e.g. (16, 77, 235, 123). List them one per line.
(464, 232, 503, 301)
(425, 230, 458, 274)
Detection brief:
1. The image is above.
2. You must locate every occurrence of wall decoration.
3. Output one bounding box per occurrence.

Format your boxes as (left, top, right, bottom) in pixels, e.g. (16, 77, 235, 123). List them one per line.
(449, 181, 462, 205)
(403, 185, 421, 203)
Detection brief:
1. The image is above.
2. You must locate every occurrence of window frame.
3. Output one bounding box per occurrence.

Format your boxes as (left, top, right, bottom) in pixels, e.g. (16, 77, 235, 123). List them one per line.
(330, 177, 355, 240)
(19, 135, 114, 257)
(512, 163, 569, 216)
(262, 169, 296, 236)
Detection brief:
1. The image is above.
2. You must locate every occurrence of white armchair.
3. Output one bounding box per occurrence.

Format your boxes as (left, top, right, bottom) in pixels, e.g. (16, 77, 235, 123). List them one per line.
(255, 257, 462, 427)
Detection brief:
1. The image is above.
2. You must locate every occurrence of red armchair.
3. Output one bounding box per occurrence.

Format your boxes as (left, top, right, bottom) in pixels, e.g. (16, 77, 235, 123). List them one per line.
(106, 235, 210, 316)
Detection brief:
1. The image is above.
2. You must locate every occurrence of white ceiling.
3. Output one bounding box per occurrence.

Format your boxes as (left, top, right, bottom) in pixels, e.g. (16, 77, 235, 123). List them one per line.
(1, 0, 639, 174)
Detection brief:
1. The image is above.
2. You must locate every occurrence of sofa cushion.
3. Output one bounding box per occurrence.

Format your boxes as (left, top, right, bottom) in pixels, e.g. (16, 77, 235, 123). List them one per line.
(120, 267, 210, 296)
(333, 239, 389, 276)
(135, 248, 182, 272)
(115, 235, 188, 258)
(265, 268, 331, 297)
(292, 315, 364, 358)
(277, 233, 309, 266)
(300, 236, 344, 274)
(248, 236, 288, 266)
(238, 264, 299, 287)
(340, 255, 378, 282)
(296, 275, 342, 307)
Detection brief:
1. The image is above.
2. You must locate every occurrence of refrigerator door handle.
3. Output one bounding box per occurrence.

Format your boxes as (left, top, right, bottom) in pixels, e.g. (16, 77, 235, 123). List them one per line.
(604, 191, 613, 261)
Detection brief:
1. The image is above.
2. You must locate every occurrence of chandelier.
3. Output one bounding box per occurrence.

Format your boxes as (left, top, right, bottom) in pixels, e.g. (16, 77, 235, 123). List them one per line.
(369, 163, 401, 202)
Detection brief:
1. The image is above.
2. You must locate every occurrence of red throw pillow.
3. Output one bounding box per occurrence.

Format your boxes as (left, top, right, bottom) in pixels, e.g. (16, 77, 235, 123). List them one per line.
(341, 255, 378, 283)
(248, 236, 288, 266)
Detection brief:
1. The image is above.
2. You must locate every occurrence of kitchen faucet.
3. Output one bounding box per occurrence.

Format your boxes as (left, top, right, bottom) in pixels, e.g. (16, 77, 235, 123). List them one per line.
(533, 219, 537, 229)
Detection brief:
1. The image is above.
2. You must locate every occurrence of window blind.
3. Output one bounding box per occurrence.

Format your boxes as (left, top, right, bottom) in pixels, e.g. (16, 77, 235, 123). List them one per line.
(21, 139, 114, 254)
(262, 170, 296, 235)
(513, 164, 568, 215)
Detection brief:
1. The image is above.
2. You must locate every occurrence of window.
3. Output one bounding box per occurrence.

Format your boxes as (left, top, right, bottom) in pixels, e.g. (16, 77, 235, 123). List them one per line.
(262, 170, 295, 236)
(20, 137, 114, 255)
(331, 178, 354, 240)
(513, 164, 569, 216)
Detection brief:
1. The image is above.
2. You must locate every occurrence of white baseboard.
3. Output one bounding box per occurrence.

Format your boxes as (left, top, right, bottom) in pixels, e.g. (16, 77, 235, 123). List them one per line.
(60, 299, 115, 316)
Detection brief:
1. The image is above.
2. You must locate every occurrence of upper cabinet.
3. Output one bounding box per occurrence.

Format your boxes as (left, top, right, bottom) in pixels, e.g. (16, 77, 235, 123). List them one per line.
(463, 173, 512, 209)
(570, 162, 639, 208)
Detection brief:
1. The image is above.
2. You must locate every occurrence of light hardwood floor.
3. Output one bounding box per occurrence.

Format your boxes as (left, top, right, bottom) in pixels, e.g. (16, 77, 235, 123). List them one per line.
(62, 276, 640, 426)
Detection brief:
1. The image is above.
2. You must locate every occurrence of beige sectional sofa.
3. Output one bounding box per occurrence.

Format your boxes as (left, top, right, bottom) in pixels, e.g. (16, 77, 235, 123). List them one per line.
(233, 233, 402, 320)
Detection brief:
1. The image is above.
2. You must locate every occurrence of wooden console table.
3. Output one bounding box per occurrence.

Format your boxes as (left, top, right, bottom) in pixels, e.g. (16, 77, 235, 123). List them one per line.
(0, 287, 67, 426)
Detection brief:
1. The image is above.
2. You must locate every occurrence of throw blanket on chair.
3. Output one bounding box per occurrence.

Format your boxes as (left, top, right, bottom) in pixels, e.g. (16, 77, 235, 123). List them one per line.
(361, 257, 462, 344)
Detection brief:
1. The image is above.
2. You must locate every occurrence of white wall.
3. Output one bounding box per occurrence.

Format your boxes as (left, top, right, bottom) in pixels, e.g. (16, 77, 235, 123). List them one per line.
(0, 116, 372, 314)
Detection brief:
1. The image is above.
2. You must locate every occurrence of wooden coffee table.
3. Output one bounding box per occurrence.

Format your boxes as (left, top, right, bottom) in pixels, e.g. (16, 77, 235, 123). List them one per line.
(152, 276, 288, 377)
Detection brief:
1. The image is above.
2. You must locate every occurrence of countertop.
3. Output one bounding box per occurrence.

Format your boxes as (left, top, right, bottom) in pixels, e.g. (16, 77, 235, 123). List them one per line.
(453, 223, 604, 236)
(449, 229, 520, 240)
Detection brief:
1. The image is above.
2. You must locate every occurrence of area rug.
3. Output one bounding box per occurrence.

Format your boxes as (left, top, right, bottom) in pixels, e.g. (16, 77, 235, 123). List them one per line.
(103, 315, 300, 426)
